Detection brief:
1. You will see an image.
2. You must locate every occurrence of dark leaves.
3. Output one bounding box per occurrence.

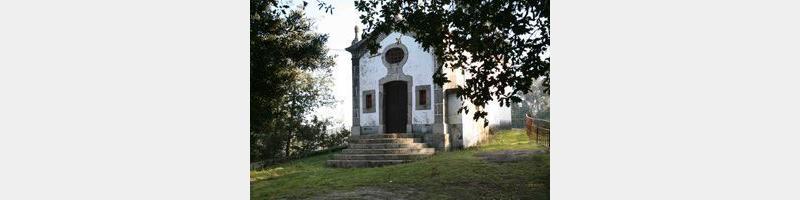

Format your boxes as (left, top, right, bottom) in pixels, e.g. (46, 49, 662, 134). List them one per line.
(251, 0, 337, 161)
(355, 0, 550, 127)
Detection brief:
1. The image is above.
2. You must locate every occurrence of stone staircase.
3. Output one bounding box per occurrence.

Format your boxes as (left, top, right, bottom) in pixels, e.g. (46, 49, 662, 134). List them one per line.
(326, 133, 435, 168)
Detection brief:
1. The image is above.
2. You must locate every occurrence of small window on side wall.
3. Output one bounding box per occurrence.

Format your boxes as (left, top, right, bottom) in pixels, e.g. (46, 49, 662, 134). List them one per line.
(415, 85, 431, 110)
(363, 90, 376, 113)
(366, 94, 373, 109)
(419, 90, 427, 106)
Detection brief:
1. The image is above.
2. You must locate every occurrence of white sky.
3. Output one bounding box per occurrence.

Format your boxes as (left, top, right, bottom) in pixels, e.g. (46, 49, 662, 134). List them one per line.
(303, 1, 360, 128)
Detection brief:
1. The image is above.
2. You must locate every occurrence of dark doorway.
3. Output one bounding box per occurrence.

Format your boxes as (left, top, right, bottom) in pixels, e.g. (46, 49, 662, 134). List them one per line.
(383, 81, 408, 133)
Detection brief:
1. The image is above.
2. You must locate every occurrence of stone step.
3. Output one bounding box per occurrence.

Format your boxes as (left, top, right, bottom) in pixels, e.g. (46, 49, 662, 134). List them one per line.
(326, 160, 409, 168)
(350, 133, 414, 140)
(349, 143, 427, 149)
(348, 138, 422, 144)
(333, 153, 434, 160)
(341, 148, 435, 154)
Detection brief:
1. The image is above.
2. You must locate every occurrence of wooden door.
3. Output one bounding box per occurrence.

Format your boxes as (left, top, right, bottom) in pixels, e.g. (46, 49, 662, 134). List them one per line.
(383, 81, 407, 133)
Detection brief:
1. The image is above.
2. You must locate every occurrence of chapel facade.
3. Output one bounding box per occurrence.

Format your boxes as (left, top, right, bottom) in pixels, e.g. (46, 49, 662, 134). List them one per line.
(345, 28, 511, 151)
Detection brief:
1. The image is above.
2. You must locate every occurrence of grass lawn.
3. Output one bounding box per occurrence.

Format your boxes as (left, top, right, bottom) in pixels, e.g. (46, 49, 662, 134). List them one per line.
(250, 129, 549, 199)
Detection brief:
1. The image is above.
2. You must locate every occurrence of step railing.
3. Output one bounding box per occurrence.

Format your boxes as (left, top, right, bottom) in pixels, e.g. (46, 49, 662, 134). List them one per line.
(525, 114, 550, 151)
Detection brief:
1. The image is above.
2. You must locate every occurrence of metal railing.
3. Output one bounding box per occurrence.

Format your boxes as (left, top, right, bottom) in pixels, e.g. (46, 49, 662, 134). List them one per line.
(525, 114, 550, 151)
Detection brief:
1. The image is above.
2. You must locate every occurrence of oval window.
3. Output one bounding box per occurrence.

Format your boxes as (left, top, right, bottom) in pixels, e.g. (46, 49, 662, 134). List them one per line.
(385, 48, 405, 64)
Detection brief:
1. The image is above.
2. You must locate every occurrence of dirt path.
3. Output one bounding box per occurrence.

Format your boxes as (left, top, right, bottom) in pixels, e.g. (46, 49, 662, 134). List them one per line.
(306, 187, 422, 200)
(474, 149, 547, 163)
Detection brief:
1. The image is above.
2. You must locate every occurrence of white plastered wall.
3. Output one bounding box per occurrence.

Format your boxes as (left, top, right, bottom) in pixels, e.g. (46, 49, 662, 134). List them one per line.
(358, 32, 436, 127)
(445, 60, 512, 147)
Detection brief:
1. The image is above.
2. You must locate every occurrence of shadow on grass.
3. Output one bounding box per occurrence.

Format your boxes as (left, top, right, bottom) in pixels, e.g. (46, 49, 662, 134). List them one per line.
(250, 129, 549, 199)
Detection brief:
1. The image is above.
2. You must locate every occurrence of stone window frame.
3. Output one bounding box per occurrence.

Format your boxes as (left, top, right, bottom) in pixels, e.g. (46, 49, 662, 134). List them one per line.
(363, 90, 376, 113)
(381, 39, 409, 69)
(385, 48, 405, 64)
(415, 85, 432, 110)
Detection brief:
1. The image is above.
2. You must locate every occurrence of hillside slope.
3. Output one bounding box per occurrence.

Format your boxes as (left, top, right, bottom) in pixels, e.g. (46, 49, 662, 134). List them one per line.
(250, 129, 549, 199)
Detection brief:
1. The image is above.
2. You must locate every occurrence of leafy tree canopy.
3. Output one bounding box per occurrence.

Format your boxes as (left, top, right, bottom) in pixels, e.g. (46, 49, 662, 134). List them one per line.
(355, 0, 550, 125)
(251, 0, 338, 161)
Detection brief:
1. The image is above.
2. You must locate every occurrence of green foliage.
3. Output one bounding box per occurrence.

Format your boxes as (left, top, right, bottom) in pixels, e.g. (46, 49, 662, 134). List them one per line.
(525, 76, 550, 120)
(290, 118, 350, 156)
(250, 130, 549, 199)
(250, 0, 340, 162)
(355, 0, 550, 126)
(320, 126, 350, 149)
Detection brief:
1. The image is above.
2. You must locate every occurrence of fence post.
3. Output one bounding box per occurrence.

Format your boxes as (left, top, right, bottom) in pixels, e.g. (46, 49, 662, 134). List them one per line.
(525, 114, 550, 151)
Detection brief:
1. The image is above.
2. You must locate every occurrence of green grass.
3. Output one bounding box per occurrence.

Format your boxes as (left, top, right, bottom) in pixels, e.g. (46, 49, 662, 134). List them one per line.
(250, 129, 549, 199)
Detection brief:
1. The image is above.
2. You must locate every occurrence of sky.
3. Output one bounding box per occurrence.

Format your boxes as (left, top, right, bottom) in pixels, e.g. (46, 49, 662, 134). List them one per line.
(302, 1, 361, 128)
